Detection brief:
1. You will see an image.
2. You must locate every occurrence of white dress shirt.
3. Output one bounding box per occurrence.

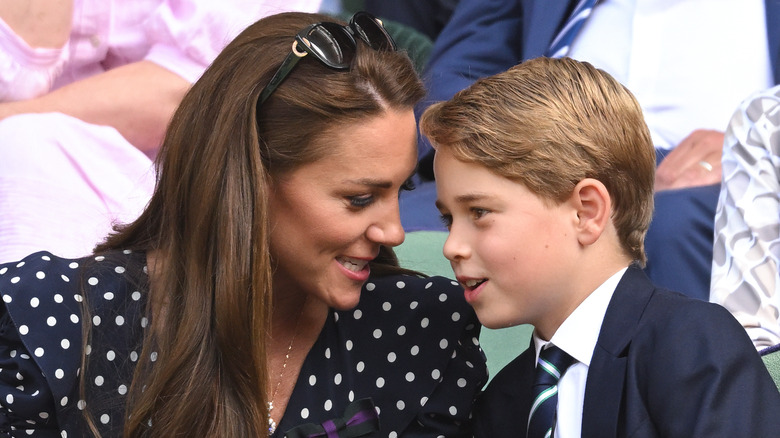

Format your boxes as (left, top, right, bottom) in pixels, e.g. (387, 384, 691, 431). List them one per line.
(532, 267, 627, 438)
(569, 0, 773, 150)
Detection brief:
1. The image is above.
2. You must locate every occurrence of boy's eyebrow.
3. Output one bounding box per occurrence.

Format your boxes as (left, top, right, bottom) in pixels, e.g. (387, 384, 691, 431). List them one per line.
(435, 192, 493, 211)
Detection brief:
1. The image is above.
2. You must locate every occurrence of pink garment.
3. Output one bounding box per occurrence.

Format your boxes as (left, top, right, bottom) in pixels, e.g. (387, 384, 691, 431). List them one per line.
(0, 0, 322, 263)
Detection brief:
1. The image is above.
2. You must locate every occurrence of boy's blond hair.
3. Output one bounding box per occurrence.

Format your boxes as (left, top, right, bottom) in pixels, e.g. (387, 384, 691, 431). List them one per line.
(420, 57, 655, 265)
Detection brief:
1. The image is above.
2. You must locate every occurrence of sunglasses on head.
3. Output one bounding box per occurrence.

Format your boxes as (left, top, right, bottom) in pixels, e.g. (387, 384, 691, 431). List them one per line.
(256, 12, 397, 108)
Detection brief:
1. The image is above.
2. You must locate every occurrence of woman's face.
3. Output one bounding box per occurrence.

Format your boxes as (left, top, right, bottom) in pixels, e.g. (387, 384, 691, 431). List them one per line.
(269, 109, 418, 310)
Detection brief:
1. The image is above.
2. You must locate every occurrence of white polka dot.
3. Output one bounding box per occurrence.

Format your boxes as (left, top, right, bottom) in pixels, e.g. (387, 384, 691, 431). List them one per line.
(41, 256, 50, 262)
(396, 281, 406, 289)
(410, 345, 419, 356)
(356, 362, 365, 372)
(396, 400, 405, 410)
(61, 339, 70, 349)
(6, 394, 13, 404)
(18, 325, 29, 335)
(104, 292, 114, 301)
(47, 317, 57, 327)
(61, 431, 67, 438)
(115, 266, 126, 274)
(439, 339, 449, 349)
(300, 408, 310, 419)
(15, 261, 24, 268)
(387, 352, 396, 363)
(0, 267, 6, 275)
(449, 406, 457, 415)
(15, 372, 22, 380)
(325, 347, 331, 359)
(420, 396, 428, 406)
(309, 375, 317, 386)
(95, 376, 104, 386)
(10, 277, 20, 284)
(324, 399, 333, 411)
(373, 329, 382, 339)
(421, 318, 430, 328)
(452, 312, 461, 322)
(131, 291, 141, 301)
(29, 298, 39, 308)
(150, 352, 158, 362)
(88, 277, 98, 286)
(107, 351, 116, 361)
(439, 293, 447, 302)
(141, 317, 149, 328)
(345, 340, 353, 351)
(405, 372, 415, 382)
(334, 373, 342, 385)
(353, 309, 362, 320)
(100, 414, 109, 424)
(389, 432, 398, 438)
(2, 295, 11, 303)
(68, 262, 79, 269)
(61, 275, 70, 282)
(409, 301, 418, 310)
(93, 316, 101, 326)
(85, 345, 92, 355)
(60, 397, 68, 407)
(472, 337, 480, 346)
(55, 369, 64, 379)
(397, 326, 406, 336)
(349, 391, 355, 402)
(77, 400, 86, 410)
(376, 377, 385, 388)
(39, 412, 49, 419)
(34, 348, 44, 357)
(94, 256, 105, 262)
(70, 314, 79, 323)
(450, 280, 459, 286)
(35, 271, 45, 280)
(53, 294, 63, 303)
(74, 294, 83, 303)
(116, 316, 125, 326)
(118, 385, 127, 395)
(123, 249, 132, 254)
(130, 351, 138, 362)
(365, 283, 376, 291)
(466, 361, 474, 368)
(382, 302, 392, 311)
(431, 369, 441, 380)
(425, 282, 433, 289)
(457, 378, 467, 388)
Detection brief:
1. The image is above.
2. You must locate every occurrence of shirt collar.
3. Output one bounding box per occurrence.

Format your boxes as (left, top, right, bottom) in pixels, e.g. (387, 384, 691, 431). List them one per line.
(533, 267, 628, 366)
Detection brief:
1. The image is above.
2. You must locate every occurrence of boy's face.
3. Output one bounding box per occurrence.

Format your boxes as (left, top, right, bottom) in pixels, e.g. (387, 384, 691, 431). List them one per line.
(434, 148, 582, 336)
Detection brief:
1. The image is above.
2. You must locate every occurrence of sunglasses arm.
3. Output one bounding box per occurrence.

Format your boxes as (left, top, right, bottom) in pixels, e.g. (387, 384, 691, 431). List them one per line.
(256, 42, 307, 107)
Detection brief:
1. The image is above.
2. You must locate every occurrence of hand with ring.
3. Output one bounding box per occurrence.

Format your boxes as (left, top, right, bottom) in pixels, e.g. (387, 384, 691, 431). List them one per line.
(655, 129, 724, 191)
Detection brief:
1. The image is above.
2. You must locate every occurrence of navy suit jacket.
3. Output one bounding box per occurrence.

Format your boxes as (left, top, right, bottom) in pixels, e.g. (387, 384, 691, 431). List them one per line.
(418, 0, 780, 162)
(472, 266, 780, 437)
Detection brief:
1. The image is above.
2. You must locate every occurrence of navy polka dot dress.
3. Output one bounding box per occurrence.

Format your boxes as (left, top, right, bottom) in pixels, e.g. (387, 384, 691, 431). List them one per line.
(0, 251, 487, 437)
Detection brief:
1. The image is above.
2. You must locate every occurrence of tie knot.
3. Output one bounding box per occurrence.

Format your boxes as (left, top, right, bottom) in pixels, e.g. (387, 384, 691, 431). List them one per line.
(534, 345, 576, 387)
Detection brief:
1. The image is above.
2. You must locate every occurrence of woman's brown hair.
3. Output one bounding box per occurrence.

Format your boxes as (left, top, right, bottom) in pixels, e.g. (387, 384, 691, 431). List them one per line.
(84, 12, 424, 436)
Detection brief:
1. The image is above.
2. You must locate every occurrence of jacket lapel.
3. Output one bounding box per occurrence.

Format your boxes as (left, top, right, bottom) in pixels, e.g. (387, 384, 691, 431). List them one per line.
(581, 266, 655, 437)
(523, 0, 574, 59)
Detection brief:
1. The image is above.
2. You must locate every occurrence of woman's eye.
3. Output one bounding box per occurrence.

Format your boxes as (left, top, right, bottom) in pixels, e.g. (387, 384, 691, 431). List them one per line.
(400, 177, 416, 192)
(349, 195, 374, 208)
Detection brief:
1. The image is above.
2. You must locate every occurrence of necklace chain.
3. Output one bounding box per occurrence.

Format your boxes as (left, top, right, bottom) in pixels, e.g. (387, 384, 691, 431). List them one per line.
(268, 300, 306, 435)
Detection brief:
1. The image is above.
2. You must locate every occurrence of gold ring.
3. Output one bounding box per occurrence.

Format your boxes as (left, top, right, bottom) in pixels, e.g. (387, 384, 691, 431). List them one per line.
(698, 160, 713, 172)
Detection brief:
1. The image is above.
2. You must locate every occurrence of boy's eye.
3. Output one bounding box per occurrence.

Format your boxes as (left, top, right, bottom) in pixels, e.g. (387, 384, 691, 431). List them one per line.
(349, 195, 374, 208)
(471, 207, 489, 220)
(439, 214, 453, 229)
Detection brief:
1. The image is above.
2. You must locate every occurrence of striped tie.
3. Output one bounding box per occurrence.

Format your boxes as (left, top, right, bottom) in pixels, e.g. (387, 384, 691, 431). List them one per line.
(546, 0, 598, 58)
(527, 345, 576, 438)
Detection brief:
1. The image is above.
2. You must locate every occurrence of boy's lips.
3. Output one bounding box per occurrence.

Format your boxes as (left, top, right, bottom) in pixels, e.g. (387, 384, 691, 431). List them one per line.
(456, 275, 488, 303)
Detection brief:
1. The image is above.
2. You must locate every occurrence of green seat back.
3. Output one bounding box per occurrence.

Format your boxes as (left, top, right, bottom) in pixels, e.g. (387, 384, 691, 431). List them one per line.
(762, 347, 780, 391)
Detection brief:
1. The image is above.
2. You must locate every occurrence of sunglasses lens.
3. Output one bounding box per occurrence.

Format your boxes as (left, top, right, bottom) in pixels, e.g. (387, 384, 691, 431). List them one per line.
(350, 12, 396, 51)
(304, 22, 355, 69)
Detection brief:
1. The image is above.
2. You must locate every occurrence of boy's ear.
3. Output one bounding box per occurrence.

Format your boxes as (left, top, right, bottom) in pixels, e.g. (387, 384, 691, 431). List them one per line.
(569, 178, 612, 246)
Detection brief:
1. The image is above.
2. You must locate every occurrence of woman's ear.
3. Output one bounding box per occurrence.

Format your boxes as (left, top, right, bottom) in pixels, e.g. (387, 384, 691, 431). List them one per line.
(569, 178, 611, 246)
